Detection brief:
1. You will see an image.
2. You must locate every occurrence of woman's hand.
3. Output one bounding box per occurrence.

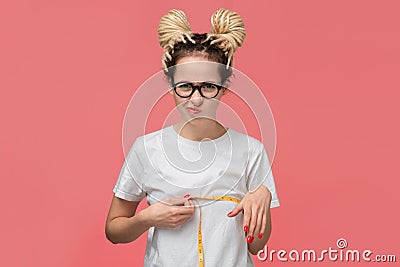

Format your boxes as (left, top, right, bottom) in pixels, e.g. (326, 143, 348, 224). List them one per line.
(227, 185, 272, 244)
(140, 196, 195, 229)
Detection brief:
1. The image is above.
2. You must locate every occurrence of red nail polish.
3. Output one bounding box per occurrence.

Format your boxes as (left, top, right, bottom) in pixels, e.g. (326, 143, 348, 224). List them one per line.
(247, 236, 254, 243)
(184, 194, 190, 198)
(258, 233, 263, 239)
(243, 225, 248, 232)
(227, 212, 232, 216)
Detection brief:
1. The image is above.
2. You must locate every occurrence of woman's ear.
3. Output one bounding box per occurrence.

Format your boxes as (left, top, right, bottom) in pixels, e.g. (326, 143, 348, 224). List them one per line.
(167, 78, 174, 95)
(168, 86, 174, 95)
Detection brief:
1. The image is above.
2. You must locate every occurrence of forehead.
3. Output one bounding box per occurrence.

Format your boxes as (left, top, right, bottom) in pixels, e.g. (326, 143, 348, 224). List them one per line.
(173, 60, 221, 83)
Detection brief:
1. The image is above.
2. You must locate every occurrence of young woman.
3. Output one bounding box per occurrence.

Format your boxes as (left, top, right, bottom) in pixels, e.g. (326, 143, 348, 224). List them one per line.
(105, 8, 280, 267)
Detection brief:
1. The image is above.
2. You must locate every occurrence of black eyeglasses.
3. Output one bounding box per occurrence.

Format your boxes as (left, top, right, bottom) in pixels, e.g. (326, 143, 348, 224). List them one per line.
(172, 81, 224, 99)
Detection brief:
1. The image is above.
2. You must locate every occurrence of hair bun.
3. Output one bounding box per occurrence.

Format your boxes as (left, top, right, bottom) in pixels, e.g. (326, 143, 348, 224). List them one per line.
(158, 9, 196, 71)
(205, 8, 246, 68)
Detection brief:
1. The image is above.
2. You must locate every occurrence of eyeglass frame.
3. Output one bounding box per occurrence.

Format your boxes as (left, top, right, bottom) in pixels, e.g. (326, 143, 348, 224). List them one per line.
(171, 81, 226, 99)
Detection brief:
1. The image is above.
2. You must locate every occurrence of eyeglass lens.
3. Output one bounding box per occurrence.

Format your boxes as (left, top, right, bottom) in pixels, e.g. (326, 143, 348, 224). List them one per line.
(174, 82, 221, 98)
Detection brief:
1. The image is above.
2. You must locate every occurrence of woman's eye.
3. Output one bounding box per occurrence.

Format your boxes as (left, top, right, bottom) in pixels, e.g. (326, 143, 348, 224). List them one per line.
(203, 84, 217, 90)
(178, 83, 191, 89)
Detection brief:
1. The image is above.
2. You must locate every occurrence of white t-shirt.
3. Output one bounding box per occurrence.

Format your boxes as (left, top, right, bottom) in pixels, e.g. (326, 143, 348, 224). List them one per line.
(113, 125, 280, 267)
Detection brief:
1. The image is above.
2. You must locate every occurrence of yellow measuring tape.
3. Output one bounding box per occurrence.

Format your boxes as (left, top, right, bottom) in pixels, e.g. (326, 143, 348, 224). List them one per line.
(187, 196, 241, 267)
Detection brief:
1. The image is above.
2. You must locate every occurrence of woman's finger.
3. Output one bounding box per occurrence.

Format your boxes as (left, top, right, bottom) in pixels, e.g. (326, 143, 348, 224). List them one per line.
(175, 205, 194, 215)
(259, 209, 267, 239)
(227, 202, 243, 217)
(247, 202, 259, 243)
(242, 204, 251, 236)
(254, 205, 264, 239)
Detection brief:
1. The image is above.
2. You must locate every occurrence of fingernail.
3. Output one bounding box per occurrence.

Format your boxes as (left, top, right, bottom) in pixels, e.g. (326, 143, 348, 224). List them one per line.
(258, 233, 263, 239)
(227, 211, 232, 216)
(183, 194, 190, 198)
(247, 236, 254, 243)
(243, 225, 248, 232)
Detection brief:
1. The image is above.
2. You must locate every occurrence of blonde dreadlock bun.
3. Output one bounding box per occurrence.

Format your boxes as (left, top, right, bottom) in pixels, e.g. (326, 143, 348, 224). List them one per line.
(204, 8, 246, 68)
(158, 9, 196, 71)
(158, 8, 246, 71)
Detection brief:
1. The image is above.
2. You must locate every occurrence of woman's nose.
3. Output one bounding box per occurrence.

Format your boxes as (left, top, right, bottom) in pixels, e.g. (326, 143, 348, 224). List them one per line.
(190, 89, 203, 104)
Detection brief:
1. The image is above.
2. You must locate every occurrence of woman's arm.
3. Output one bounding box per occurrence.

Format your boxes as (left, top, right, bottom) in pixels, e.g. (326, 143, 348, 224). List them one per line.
(105, 196, 149, 244)
(105, 195, 195, 244)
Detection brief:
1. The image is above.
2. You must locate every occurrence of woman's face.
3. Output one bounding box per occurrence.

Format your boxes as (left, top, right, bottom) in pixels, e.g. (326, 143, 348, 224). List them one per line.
(168, 56, 227, 121)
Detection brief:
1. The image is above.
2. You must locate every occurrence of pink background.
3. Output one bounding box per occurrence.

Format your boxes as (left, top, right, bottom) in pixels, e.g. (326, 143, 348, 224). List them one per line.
(1, 0, 399, 266)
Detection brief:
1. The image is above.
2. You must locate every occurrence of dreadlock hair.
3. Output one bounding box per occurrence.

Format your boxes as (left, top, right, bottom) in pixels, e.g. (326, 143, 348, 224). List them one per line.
(158, 8, 246, 86)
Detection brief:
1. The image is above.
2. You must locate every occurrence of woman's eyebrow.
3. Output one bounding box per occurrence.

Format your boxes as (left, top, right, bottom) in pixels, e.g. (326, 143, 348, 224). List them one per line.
(174, 80, 191, 83)
(175, 80, 220, 84)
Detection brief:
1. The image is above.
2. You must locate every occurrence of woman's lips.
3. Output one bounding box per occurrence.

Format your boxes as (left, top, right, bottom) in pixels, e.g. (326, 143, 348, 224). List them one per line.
(187, 107, 200, 114)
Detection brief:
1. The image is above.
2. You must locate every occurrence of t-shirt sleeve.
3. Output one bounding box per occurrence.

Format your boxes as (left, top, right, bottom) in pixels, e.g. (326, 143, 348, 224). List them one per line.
(113, 137, 146, 202)
(246, 143, 280, 208)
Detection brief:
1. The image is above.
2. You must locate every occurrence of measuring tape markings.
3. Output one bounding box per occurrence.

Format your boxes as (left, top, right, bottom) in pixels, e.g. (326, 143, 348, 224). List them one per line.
(188, 196, 241, 267)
